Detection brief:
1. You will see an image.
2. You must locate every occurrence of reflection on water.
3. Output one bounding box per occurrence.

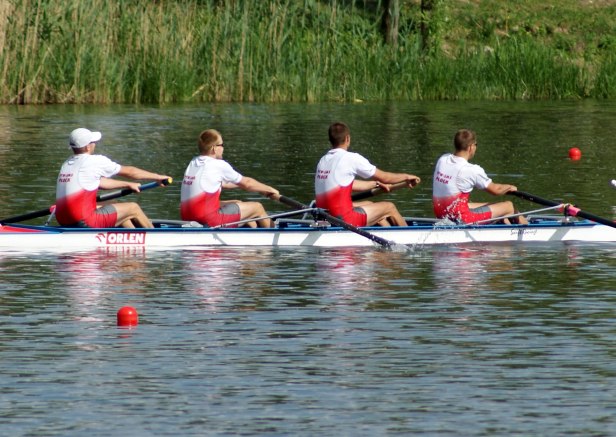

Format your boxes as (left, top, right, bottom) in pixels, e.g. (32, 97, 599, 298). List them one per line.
(178, 247, 279, 311)
(315, 248, 401, 292)
(0, 245, 615, 435)
(56, 248, 149, 322)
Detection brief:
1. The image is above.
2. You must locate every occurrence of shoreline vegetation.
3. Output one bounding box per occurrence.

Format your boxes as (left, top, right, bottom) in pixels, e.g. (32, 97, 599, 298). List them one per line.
(3, 0, 616, 104)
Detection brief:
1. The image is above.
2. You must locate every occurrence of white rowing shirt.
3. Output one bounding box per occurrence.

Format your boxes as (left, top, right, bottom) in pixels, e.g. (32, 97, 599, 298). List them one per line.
(432, 153, 492, 217)
(55, 154, 121, 225)
(314, 148, 376, 218)
(180, 155, 243, 222)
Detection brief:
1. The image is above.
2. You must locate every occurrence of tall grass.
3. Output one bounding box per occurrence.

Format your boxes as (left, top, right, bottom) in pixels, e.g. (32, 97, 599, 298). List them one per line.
(0, 0, 613, 104)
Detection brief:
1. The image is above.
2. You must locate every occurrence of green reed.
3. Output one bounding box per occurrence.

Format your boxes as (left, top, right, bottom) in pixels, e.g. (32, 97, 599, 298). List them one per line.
(593, 53, 616, 98)
(0, 0, 613, 104)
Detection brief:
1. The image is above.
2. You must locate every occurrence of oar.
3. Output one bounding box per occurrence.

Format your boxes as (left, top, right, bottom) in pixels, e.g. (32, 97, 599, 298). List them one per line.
(0, 178, 172, 224)
(0, 206, 56, 224)
(351, 181, 409, 202)
(98, 177, 172, 202)
(509, 190, 616, 229)
(274, 195, 394, 248)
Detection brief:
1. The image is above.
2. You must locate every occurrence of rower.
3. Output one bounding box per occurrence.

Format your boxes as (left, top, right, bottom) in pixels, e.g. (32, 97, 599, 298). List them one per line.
(55, 128, 171, 228)
(432, 128, 528, 225)
(180, 129, 279, 228)
(314, 122, 420, 227)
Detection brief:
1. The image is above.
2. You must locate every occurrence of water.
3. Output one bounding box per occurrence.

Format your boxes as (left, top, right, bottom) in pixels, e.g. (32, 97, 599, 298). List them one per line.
(1, 101, 616, 435)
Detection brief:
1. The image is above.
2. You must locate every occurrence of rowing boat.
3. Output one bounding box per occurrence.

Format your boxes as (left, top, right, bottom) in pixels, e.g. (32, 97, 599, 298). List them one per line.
(1, 215, 614, 252)
(2, 179, 611, 252)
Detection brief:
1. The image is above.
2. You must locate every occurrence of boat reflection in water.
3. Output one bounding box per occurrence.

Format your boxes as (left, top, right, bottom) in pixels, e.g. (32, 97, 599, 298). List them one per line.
(176, 247, 288, 312)
(427, 243, 593, 335)
(56, 247, 149, 324)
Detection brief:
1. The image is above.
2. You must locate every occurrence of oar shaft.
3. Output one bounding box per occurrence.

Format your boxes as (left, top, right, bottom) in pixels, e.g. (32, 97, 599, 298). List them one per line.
(511, 190, 616, 229)
(97, 178, 171, 202)
(277, 195, 393, 248)
(0, 206, 55, 224)
(509, 191, 559, 208)
(566, 207, 616, 228)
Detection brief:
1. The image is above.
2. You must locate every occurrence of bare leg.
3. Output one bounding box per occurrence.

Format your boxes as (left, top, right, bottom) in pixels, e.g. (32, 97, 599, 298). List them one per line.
(361, 201, 406, 226)
(113, 202, 153, 228)
(237, 201, 272, 228)
(486, 201, 527, 224)
(515, 213, 528, 225)
(355, 201, 388, 226)
(352, 201, 388, 226)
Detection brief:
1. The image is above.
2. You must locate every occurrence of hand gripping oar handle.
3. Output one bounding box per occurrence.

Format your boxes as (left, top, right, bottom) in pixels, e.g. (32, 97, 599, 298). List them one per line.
(351, 181, 409, 202)
(510, 190, 616, 229)
(0, 177, 172, 224)
(276, 195, 393, 248)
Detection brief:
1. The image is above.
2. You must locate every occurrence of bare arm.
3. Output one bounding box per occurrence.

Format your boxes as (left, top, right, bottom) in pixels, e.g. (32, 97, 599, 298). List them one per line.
(352, 179, 378, 192)
(117, 165, 171, 183)
(372, 169, 421, 187)
(485, 182, 518, 196)
(237, 176, 279, 198)
(99, 177, 141, 192)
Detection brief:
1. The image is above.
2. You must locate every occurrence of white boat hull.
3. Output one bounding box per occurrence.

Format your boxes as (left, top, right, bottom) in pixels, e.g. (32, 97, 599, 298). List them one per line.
(1, 218, 615, 252)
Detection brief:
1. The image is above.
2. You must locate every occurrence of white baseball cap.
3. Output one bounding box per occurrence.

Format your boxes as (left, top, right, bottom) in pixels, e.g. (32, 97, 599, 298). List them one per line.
(69, 128, 102, 149)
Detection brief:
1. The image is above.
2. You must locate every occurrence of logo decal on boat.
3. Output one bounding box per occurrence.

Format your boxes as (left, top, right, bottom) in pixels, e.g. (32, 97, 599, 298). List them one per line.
(510, 229, 538, 236)
(96, 232, 146, 245)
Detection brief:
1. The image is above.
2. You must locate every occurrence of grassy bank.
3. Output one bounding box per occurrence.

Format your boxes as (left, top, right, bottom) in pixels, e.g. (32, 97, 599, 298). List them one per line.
(2, 0, 616, 104)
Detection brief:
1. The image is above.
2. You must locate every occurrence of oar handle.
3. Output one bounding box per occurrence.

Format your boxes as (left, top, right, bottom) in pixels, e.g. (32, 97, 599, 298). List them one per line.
(277, 195, 393, 248)
(510, 190, 616, 228)
(97, 177, 172, 202)
(351, 181, 409, 202)
(276, 195, 307, 210)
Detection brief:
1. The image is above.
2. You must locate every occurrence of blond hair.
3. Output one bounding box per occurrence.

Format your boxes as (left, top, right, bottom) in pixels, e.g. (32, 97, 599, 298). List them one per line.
(198, 129, 222, 155)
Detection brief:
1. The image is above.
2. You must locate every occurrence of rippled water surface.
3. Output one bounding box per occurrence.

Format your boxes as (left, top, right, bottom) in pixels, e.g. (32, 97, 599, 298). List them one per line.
(1, 101, 616, 435)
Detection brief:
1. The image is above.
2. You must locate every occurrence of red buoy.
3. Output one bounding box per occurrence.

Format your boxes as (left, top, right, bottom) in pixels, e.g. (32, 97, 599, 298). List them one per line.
(568, 147, 581, 160)
(117, 306, 139, 327)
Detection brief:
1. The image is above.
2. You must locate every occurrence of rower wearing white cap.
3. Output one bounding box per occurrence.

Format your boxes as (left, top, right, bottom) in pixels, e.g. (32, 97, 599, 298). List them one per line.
(55, 128, 171, 228)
